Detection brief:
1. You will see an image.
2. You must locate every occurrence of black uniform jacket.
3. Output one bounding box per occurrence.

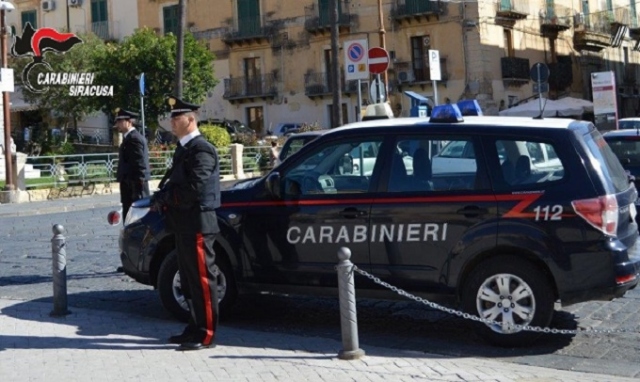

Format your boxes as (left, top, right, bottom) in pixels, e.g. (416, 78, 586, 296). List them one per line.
(160, 135, 221, 234)
(116, 129, 151, 183)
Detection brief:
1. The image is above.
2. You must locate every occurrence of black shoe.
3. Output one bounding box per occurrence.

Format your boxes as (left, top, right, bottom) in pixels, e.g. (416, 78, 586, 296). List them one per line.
(176, 342, 216, 351)
(168, 332, 194, 344)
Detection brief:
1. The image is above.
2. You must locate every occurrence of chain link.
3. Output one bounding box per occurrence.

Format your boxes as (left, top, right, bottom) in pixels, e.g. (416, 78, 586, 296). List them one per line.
(351, 266, 637, 336)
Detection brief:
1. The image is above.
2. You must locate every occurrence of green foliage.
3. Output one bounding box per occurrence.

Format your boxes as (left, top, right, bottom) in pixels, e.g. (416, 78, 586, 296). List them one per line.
(199, 124, 231, 148)
(92, 28, 217, 128)
(58, 142, 76, 156)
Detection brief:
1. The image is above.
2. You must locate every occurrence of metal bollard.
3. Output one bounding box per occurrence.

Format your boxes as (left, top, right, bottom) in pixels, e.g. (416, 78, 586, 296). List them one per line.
(50, 224, 70, 317)
(336, 247, 365, 360)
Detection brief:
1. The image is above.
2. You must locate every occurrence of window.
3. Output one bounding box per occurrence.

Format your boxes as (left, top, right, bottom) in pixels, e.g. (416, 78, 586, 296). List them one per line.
(244, 57, 262, 95)
(283, 138, 383, 195)
(237, 0, 260, 37)
(163, 4, 179, 36)
(503, 29, 514, 58)
(246, 106, 264, 136)
(410, 36, 428, 82)
(389, 137, 484, 192)
(91, 0, 109, 38)
(496, 139, 565, 187)
(21, 10, 37, 30)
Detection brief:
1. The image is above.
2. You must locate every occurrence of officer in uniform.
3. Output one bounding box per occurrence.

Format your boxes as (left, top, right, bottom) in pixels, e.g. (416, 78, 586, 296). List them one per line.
(152, 96, 220, 351)
(114, 108, 150, 221)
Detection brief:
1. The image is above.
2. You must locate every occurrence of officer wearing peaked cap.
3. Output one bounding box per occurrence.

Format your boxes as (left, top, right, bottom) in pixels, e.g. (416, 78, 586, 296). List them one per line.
(152, 95, 221, 351)
(114, 108, 150, 223)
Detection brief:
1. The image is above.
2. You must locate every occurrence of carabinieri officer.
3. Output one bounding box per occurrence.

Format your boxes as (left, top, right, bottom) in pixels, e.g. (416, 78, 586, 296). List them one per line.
(153, 95, 221, 351)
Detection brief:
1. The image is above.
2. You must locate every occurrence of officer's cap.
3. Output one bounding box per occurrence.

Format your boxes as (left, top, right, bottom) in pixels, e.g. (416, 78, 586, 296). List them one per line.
(114, 108, 139, 121)
(167, 95, 200, 117)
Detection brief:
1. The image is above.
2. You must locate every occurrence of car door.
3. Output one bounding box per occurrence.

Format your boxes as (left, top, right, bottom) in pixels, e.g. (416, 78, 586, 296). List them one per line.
(242, 135, 384, 288)
(368, 133, 497, 294)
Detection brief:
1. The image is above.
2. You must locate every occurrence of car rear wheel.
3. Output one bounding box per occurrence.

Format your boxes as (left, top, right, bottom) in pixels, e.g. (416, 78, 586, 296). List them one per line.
(461, 256, 555, 347)
(157, 249, 237, 322)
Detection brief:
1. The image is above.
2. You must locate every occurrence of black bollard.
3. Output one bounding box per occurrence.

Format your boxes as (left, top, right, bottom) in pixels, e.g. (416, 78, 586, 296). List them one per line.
(50, 224, 70, 317)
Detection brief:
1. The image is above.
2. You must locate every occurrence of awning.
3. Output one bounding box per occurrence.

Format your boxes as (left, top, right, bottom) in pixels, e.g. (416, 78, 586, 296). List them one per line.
(9, 87, 39, 112)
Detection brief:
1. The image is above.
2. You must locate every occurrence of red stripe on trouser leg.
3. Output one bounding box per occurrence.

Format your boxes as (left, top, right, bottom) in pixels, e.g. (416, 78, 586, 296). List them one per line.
(195, 233, 214, 344)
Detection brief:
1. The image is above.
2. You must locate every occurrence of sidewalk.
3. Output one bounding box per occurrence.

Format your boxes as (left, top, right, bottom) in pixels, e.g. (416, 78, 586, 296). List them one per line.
(0, 298, 635, 382)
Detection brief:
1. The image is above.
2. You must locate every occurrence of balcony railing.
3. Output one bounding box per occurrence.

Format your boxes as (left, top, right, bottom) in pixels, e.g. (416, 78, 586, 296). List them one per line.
(76, 20, 121, 41)
(223, 74, 278, 101)
(540, 3, 572, 32)
(501, 57, 530, 81)
(394, 0, 442, 21)
(223, 15, 271, 45)
(575, 10, 614, 34)
(304, 72, 346, 97)
(496, 0, 528, 20)
(304, 0, 351, 33)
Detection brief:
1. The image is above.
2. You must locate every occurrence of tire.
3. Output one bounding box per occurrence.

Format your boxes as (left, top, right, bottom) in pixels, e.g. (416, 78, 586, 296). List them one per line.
(461, 256, 555, 347)
(157, 249, 237, 323)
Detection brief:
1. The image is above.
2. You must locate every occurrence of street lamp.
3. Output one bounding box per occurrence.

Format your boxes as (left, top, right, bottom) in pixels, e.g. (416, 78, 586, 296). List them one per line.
(0, 1, 14, 192)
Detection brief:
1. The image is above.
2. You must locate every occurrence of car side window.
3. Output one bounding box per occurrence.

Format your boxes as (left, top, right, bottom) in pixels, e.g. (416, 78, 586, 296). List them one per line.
(496, 139, 565, 187)
(283, 138, 383, 196)
(387, 137, 486, 192)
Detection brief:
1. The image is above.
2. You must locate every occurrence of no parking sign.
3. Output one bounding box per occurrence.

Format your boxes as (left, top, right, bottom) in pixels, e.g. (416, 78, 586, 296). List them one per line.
(344, 39, 369, 81)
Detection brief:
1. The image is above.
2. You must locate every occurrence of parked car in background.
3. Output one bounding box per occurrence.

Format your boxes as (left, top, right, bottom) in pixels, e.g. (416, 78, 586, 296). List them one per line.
(268, 123, 304, 137)
(618, 118, 640, 130)
(603, 129, 640, 226)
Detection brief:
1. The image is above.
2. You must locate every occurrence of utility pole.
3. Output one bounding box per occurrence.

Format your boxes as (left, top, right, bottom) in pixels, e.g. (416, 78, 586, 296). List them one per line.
(330, 0, 342, 128)
(377, 0, 388, 92)
(1, 1, 14, 192)
(174, 0, 186, 98)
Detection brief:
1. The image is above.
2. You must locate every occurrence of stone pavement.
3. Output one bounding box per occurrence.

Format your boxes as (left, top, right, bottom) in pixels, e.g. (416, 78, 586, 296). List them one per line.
(0, 298, 635, 382)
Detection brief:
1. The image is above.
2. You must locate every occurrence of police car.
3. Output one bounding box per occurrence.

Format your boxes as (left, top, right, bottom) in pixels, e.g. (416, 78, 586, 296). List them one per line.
(118, 101, 640, 347)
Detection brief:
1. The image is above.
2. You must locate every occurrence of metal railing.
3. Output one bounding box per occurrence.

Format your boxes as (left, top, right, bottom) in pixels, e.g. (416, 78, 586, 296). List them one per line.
(394, 0, 441, 18)
(22, 148, 239, 190)
(304, 0, 351, 30)
(224, 15, 271, 41)
(579, 10, 614, 34)
(496, 0, 528, 15)
(223, 74, 278, 100)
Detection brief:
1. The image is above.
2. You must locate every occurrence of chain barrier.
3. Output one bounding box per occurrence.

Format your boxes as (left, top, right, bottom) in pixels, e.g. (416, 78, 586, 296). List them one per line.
(352, 265, 638, 336)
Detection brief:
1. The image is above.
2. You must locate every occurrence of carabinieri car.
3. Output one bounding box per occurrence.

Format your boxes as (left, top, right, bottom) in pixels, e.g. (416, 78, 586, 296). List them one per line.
(118, 102, 640, 347)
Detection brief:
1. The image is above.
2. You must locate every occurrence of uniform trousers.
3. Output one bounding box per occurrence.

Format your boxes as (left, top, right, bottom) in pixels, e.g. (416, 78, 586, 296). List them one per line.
(120, 180, 150, 222)
(176, 232, 219, 344)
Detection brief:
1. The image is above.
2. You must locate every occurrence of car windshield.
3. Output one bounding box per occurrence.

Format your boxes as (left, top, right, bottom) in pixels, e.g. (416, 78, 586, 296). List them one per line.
(280, 135, 320, 161)
(619, 120, 640, 130)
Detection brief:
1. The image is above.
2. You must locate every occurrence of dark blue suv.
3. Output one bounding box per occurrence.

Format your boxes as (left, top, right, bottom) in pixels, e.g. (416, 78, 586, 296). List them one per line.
(118, 105, 640, 347)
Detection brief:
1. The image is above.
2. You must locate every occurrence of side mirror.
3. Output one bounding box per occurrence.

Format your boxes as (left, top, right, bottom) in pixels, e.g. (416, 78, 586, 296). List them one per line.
(265, 172, 281, 199)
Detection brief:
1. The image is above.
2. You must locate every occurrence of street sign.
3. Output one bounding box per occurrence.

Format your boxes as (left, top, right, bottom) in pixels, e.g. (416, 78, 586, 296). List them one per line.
(344, 39, 369, 81)
(139, 73, 145, 95)
(0, 68, 15, 93)
(530, 62, 550, 83)
(370, 77, 386, 102)
(368, 47, 390, 75)
(428, 50, 441, 81)
(533, 82, 549, 93)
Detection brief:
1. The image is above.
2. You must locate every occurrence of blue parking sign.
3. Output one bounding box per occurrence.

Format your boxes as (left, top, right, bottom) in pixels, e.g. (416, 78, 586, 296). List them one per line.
(348, 65, 355, 73)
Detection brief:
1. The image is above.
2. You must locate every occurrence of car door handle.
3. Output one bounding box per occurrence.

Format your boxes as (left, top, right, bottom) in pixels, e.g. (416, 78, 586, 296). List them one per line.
(341, 208, 368, 219)
(457, 205, 488, 218)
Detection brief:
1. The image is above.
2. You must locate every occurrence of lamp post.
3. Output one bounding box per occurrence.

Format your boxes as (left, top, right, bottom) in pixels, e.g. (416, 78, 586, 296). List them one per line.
(0, 1, 14, 192)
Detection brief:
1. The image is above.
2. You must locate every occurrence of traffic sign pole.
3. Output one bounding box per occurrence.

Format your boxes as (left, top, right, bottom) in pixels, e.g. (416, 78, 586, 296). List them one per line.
(139, 73, 146, 139)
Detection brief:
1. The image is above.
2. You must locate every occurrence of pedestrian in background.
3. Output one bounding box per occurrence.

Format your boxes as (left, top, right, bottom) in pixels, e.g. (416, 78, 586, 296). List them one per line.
(114, 108, 150, 221)
(152, 95, 220, 351)
(270, 140, 281, 168)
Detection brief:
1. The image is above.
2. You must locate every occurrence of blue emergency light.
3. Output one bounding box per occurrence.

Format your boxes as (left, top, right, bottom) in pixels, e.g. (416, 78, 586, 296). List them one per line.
(429, 104, 464, 123)
(457, 99, 483, 116)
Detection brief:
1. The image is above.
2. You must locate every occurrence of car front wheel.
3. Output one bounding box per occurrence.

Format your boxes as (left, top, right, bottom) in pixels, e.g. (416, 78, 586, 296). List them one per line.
(461, 256, 555, 347)
(157, 249, 236, 322)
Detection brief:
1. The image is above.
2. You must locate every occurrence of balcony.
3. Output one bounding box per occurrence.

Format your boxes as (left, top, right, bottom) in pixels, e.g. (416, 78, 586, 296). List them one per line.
(393, 59, 449, 90)
(223, 74, 278, 104)
(393, 0, 442, 24)
(501, 56, 530, 85)
(76, 20, 121, 41)
(496, 0, 528, 21)
(304, 72, 347, 99)
(539, 3, 572, 36)
(222, 15, 272, 47)
(304, 1, 351, 36)
(573, 10, 614, 51)
(547, 56, 573, 91)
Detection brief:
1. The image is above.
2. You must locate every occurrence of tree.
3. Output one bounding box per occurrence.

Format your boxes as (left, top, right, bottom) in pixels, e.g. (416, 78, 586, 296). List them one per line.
(92, 28, 217, 130)
(10, 33, 108, 138)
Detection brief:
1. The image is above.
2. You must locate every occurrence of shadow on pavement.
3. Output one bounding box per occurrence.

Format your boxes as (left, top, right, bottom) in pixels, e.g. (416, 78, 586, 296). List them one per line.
(0, 290, 576, 359)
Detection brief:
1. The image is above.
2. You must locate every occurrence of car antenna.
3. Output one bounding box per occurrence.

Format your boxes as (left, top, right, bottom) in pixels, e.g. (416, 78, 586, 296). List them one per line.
(533, 97, 547, 120)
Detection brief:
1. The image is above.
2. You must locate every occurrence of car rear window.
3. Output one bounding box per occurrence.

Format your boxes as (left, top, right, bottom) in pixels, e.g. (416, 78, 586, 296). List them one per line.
(584, 130, 629, 193)
(619, 120, 640, 130)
